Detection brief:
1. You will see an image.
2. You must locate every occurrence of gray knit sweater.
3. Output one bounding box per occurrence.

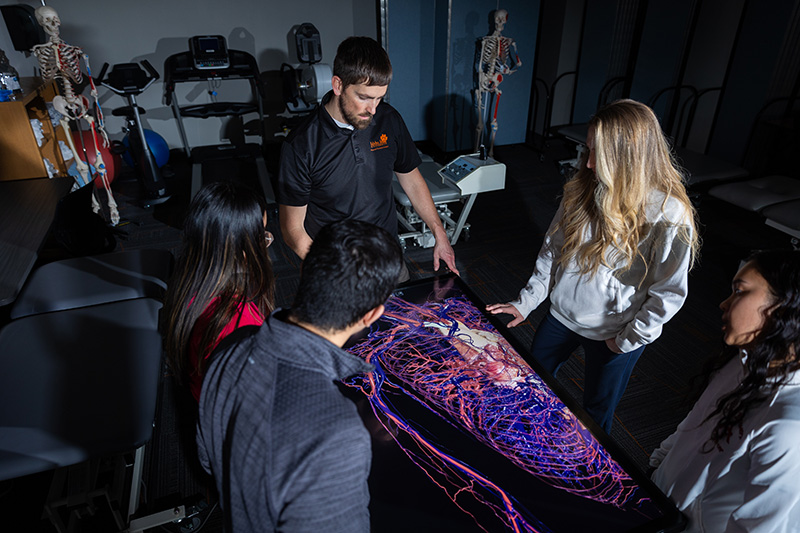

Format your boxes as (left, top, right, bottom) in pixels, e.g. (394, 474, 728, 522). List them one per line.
(197, 310, 374, 532)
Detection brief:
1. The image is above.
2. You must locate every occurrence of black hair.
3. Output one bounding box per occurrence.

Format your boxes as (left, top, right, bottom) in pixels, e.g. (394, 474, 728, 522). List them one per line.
(701, 249, 800, 450)
(290, 219, 402, 331)
(333, 36, 392, 88)
(163, 181, 275, 380)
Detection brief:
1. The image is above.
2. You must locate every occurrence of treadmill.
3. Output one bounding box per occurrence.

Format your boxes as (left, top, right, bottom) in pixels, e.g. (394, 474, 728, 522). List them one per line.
(163, 36, 274, 203)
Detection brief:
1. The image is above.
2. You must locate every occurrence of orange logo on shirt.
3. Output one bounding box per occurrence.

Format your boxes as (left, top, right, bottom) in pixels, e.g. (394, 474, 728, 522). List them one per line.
(370, 133, 389, 151)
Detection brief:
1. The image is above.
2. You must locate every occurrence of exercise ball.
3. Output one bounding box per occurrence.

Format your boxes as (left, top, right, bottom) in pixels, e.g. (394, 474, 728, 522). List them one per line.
(70, 130, 120, 189)
(122, 129, 170, 168)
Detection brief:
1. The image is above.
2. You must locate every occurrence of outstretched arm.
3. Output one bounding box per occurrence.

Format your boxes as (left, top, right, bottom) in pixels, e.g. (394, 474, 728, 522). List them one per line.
(485, 303, 526, 327)
(486, 202, 565, 328)
(279, 204, 313, 259)
(396, 168, 459, 275)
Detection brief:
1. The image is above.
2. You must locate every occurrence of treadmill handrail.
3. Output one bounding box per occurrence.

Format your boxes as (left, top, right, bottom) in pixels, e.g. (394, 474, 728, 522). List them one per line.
(162, 47, 265, 156)
(178, 102, 258, 118)
(163, 49, 261, 105)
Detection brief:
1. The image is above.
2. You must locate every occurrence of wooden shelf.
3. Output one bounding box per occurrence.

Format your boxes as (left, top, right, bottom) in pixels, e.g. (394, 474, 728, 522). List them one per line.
(0, 77, 69, 181)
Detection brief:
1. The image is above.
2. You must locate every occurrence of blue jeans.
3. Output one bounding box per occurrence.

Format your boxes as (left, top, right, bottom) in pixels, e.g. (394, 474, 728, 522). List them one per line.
(530, 311, 645, 433)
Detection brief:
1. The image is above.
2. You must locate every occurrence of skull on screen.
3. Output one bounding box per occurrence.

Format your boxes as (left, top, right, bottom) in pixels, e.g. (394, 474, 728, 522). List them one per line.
(35, 6, 61, 38)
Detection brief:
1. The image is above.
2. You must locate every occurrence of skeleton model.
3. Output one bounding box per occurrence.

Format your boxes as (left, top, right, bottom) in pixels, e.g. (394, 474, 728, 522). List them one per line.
(475, 9, 521, 157)
(32, 5, 119, 225)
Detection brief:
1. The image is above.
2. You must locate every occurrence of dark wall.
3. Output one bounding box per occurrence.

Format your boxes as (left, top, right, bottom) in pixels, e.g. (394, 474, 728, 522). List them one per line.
(529, 0, 584, 134)
(384, 1, 437, 145)
(679, 0, 744, 152)
(628, 0, 694, 108)
(387, 0, 540, 152)
(710, 0, 799, 173)
(572, 0, 620, 124)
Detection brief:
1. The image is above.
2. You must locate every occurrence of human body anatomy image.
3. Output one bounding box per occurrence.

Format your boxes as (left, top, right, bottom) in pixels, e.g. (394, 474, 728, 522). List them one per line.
(346, 278, 674, 532)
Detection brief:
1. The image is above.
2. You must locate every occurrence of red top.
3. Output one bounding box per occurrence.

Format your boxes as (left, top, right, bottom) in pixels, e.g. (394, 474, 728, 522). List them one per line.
(188, 299, 264, 401)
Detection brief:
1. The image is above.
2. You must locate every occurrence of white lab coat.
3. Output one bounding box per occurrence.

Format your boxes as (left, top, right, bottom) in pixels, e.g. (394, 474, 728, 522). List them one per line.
(650, 355, 800, 532)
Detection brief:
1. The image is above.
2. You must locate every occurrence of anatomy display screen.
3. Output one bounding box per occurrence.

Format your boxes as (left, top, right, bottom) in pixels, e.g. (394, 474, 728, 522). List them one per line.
(345, 274, 683, 532)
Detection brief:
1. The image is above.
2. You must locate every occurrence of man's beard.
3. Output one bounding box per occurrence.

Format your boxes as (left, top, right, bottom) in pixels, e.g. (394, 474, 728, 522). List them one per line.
(339, 97, 373, 130)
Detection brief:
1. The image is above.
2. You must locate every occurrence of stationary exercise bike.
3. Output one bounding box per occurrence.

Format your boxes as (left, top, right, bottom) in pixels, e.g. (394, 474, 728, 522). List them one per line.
(96, 60, 170, 204)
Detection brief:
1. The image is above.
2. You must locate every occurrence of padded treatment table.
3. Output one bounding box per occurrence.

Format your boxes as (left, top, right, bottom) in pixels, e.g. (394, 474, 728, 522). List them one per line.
(708, 175, 800, 212)
(393, 160, 463, 248)
(556, 123, 589, 144)
(393, 155, 506, 248)
(554, 123, 589, 170)
(674, 147, 749, 187)
(763, 199, 800, 240)
(393, 162, 462, 207)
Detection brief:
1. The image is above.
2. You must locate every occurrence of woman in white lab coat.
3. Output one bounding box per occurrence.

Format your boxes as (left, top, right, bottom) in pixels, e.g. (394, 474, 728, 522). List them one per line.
(650, 249, 800, 532)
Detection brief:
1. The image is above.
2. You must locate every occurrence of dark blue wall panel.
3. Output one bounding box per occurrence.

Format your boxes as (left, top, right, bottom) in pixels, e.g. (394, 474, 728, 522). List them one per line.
(709, 0, 797, 162)
(629, 0, 694, 112)
(388, 0, 539, 151)
(572, 0, 617, 123)
(386, 1, 437, 145)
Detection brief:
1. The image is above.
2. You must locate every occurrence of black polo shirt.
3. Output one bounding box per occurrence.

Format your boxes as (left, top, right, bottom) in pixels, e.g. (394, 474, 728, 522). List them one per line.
(277, 91, 422, 238)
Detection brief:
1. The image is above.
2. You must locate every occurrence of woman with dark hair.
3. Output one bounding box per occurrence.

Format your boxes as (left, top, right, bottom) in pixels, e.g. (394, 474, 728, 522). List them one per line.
(163, 181, 276, 401)
(488, 99, 699, 432)
(650, 249, 800, 532)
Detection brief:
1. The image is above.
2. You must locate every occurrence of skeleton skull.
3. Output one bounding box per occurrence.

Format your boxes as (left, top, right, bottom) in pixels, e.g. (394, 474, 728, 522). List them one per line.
(35, 6, 61, 38)
(494, 9, 508, 33)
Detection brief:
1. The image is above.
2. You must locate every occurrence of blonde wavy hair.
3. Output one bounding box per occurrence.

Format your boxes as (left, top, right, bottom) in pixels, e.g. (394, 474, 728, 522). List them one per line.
(555, 99, 699, 277)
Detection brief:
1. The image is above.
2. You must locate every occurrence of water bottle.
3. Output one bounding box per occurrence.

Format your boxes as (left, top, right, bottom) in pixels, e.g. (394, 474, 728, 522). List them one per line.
(0, 49, 22, 102)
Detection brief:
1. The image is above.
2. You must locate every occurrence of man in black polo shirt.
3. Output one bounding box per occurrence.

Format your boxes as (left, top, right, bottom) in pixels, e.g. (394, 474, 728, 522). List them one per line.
(278, 36, 458, 281)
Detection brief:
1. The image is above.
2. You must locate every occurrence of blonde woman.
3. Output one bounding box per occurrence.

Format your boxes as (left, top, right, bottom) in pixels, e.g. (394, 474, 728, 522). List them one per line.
(488, 99, 699, 432)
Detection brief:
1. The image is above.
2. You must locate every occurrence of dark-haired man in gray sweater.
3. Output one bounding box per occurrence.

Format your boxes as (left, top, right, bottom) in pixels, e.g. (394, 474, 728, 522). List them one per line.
(196, 219, 402, 532)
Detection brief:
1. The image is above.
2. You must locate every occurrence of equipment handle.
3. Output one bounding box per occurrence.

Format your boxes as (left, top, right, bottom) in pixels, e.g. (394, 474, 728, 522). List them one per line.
(96, 62, 110, 85)
(141, 60, 160, 81)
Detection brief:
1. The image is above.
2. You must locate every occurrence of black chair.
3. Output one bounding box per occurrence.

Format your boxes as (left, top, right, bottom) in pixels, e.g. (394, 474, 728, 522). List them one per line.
(648, 85, 749, 188)
(0, 298, 185, 531)
(10, 249, 173, 319)
(549, 76, 628, 172)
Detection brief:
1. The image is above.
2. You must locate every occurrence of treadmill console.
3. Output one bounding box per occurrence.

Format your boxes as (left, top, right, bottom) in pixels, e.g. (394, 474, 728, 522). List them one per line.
(190, 35, 230, 70)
